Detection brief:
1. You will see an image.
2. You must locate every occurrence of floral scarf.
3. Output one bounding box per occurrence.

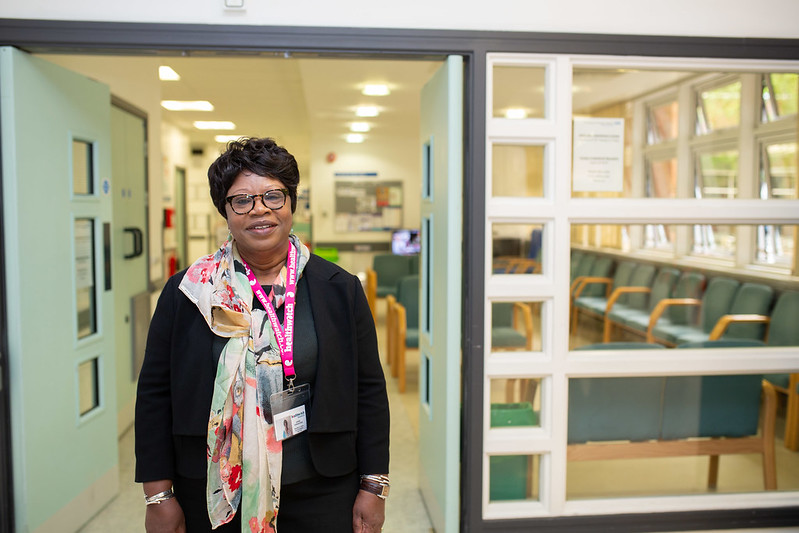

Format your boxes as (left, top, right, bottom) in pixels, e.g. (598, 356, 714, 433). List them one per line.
(179, 234, 310, 532)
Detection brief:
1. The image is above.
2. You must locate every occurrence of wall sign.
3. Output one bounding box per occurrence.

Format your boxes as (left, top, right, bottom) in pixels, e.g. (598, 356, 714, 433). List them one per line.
(572, 117, 625, 192)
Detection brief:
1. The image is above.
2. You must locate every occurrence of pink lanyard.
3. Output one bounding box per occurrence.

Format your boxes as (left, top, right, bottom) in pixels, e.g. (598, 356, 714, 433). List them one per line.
(241, 243, 298, 383)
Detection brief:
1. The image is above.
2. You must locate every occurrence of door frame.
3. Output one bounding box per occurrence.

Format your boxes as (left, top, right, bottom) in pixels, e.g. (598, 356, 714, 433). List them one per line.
(2, 19, 798, 532)
(0, 117, 13, 533)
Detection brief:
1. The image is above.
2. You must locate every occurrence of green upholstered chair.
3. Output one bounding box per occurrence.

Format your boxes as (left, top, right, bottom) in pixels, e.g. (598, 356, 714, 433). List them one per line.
(365, 253, 415, 321)
(761, 291, 799, 450)
(574, 263, 657, 337)
(603, 266, 679, 342)
(571, 260, 633, 330)
(648, 276, 737, 346)
(709, 282, 774, 341)
(674, 339, 776, 489)
(491, 302, 534, 351)
(569, 342, 665, 443)
(570, 250, 585, 280)
(569, 252, 596, 287)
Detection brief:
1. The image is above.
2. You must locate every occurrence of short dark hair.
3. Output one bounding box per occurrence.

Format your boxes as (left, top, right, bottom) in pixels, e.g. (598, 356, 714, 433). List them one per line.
(208, 137, 299, 218)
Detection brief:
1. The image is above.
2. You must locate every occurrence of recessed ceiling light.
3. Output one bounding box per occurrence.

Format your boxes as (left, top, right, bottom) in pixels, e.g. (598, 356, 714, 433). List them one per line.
(362, 84, 390, 96)
(350, 122, 370, 133)
(346, 134, 365, 143)
(504, 108, 528, 119)
(159, 66, 180, 81)
(356, 106, 379, 117)
(214, 135, 241, 143)
(161, 100, 214, 111)
(194, 121, 236, 130)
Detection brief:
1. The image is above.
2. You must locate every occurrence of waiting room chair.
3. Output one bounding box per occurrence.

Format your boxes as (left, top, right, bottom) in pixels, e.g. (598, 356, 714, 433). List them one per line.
(647, 276, 738, 346)
(761, 291, 799, 450)
(570, 259, 631, 333)
(603, 266, 679, 342)
(366, 253, 415, 321)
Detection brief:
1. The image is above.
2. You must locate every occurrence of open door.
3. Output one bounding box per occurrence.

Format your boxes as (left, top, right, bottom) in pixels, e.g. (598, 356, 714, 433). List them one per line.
(0, 47, 118, 532)
(418, 56, 463, 533)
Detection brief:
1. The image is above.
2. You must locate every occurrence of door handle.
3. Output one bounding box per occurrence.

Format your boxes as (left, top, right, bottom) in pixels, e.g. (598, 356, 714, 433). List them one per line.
(123, 227, 144, 259)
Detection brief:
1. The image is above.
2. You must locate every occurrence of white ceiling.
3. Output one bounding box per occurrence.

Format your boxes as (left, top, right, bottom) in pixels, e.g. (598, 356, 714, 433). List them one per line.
(159, 55, 444, 165)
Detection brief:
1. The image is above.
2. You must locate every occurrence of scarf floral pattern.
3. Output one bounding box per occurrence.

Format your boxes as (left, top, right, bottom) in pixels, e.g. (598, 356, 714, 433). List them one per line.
(179, 234, 310, 532)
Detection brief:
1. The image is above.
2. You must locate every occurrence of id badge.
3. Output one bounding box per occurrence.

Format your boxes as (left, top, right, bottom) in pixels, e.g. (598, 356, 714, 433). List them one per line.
(270, 383, 310, 442)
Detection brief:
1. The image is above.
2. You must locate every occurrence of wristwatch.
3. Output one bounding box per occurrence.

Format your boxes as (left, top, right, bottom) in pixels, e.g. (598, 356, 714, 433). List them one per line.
(360, 474, 390, 499)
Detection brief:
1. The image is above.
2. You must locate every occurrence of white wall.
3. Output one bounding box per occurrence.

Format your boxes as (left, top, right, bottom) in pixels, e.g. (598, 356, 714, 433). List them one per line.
(3, 0, 799, 39)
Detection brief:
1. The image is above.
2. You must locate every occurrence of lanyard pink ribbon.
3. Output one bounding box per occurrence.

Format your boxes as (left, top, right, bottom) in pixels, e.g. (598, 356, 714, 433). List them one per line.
(241, 243, 298, 384)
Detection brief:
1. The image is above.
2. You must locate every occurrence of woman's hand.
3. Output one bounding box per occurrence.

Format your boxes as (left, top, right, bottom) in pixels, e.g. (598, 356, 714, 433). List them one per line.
(352, 490, 386, 532)
(145, 497, 186, 533)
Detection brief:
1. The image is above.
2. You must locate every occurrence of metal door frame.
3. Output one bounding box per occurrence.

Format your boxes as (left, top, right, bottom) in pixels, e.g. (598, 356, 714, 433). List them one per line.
(1, 19, 798, 532)
(0, 112, 13, 533)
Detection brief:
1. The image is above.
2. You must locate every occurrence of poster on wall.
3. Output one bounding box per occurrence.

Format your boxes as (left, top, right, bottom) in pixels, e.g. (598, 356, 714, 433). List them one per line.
(572, 117, 625, 192)
(334, 179, 403, 232)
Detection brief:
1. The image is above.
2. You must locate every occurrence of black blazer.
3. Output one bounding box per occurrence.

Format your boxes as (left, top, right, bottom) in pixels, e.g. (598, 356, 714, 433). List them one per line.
(135, 254, 389, 482)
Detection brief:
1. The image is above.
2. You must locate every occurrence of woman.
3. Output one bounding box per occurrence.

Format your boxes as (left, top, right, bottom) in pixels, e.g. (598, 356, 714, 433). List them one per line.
(135, 137, 390, 533)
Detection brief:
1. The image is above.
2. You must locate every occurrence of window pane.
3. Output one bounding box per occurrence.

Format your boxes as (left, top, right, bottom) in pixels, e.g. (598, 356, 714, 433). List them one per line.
(647, 100, 679, 144)
(762, 73, 798, 122)
(72, 139, 94, 195)
(567, 373, 798, 499)
(75, 219, 97, 339)
(492, 65, 546, 119)
(696, 80, 741, 134)
(569, 225, 797, 348)
(490, 301, 542, 353)
(647, 157, 677, 198)
(489, 454, 541, 502)
(492, 144, 545, 198)
(492, 224, 544, 275)
(696, 149, 739, 199)
(78, 357, 100, 416)
(761, 142, 798, 200)
(489, 378, 541, 428)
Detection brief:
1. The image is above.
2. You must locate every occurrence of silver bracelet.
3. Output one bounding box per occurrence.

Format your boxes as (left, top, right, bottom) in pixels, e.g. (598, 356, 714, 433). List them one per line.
(144, 488, 175, 506)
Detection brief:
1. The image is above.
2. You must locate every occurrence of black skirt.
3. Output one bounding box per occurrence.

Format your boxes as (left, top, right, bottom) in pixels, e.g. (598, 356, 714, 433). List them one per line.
(173, 470, 359, 533)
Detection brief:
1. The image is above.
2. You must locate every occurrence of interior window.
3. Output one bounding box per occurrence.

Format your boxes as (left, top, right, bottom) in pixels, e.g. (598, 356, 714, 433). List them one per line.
(696, 80, 742, 134)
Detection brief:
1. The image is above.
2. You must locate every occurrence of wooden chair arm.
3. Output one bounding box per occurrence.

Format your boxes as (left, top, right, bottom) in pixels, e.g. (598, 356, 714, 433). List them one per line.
(513, 302, 535, 350)
(508, 258, 540, 274)
(646, 298, 701, 343)
(366, 269, 378, 322)
(573, 277, 613, 299)
(605, 286, 651, 313)
(708, 314, 770, 341)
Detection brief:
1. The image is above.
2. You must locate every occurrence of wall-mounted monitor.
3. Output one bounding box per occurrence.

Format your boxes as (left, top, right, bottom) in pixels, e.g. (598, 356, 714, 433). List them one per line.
(392, 229, 421, 255)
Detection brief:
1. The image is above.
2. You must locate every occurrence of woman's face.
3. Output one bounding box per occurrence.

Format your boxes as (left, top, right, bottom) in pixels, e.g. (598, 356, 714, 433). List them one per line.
(225, 170, 293, 263)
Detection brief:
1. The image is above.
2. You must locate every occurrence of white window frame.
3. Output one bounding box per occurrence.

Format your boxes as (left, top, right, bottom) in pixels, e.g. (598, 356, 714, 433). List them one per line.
(484, 53, 799, 521)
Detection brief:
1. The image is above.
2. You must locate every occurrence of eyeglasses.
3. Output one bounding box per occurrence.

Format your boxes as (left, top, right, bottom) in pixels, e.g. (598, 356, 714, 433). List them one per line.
(226, 189, 289, 214)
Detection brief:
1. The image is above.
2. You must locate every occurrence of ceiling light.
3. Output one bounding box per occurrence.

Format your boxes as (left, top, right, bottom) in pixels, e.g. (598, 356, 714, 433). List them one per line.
(356, 106, 379, 117)
(193, 121, 236, 130)
(159, 66, 180, 81)
(362, 84, 390, 96)
(350, 122, 370, 133)
(161, 100, 214, 111)
(214, 135, 241, 143)
(346, 134, 365, 143)
(504, 108, 528, 120)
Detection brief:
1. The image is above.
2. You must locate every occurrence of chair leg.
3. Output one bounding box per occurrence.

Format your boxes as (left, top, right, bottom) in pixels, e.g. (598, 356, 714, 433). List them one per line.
(784, 374, 799, 451)
(762, 380, 778, 490)
(707, 454, 719, 490)
(602, 318, 613, 343)
(398, 343, 406, 393)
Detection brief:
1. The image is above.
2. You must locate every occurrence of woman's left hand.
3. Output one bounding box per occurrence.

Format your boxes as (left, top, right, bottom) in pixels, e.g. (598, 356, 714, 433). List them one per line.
(352, 490, 386, 532)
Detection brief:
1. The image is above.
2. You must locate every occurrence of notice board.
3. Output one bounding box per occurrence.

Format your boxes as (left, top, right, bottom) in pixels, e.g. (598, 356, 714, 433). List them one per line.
(334, 180, 403, 232)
